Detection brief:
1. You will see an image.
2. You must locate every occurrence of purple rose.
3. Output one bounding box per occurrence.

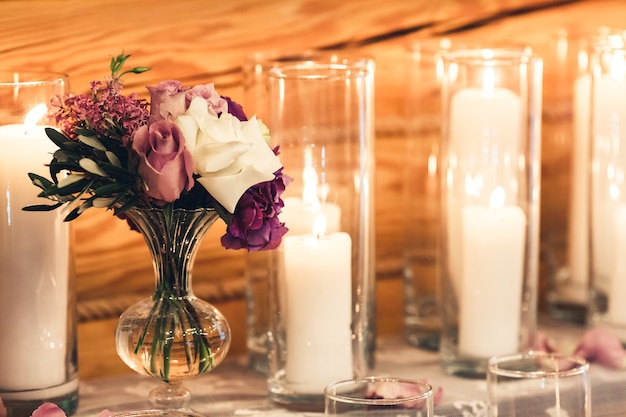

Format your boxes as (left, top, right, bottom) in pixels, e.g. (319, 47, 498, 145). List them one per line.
(147, 80, 188, 123)
(132, 120, 194, 203)
(185, 84, 228, 116)
(223, 96, 247, 121)
(221, 169, 289, 251)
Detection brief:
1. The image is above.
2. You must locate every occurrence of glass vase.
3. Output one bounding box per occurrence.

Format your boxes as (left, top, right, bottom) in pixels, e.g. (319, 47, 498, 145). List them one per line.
(115, 207, 231, 416)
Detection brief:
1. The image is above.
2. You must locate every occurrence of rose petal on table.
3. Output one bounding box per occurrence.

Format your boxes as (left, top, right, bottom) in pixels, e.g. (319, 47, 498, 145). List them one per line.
(531, 330, 558, 353)
(31, 403, 67, 417)
(368, 381, 443, 407)
(97, 410, 113, 417)
(0, 396, 6, 417)
(573, 327, 626, 369)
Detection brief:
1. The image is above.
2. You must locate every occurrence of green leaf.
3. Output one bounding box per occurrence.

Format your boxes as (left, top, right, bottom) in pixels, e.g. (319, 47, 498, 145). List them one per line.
(77, 135, 106, 151)
(57, 174, 85, 189)
(74, 128, 98, 137)
(28, 173, 54, 190)
(93, 182, 131, 197)
(79, 158, 108, 177)
(105, 151, 122, 168)
(115, 195, 141, 216)
(53, 149, 82, 163)
(22, 202, 64, 212)
(45, 127, 70, 148)
(99, 162, 135, 180)
(42, 177, 92, 197)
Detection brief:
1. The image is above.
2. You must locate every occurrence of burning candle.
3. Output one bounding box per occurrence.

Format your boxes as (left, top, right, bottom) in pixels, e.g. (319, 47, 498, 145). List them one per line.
(449, 64, 522, 187)
(610, 205, 626, 324)
(459, 188, 526, 358)
(280, 147, 341, 236)
(447, 58, 523, 315)
(281, 197, 340, 236)
(566, 73, 591, 303)
(0, 109, 70, 390)
(282, 215, 353, 393)
(591, 51, 626, 324)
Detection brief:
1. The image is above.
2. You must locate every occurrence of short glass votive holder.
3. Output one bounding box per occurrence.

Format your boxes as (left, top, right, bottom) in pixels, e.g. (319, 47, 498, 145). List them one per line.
(438, 48, 543, 377)
(264, 53, 376, 405)
(487, 352, 591, 417)
(0, 71, 78, 416)
(325, 377, 434, 417)
(588, 39, 626, 340)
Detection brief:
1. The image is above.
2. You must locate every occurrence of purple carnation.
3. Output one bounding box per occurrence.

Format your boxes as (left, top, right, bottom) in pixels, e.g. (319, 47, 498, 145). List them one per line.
(221, 168, 289, 251)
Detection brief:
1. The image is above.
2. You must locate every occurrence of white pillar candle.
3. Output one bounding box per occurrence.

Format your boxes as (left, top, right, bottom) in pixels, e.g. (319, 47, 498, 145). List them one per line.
(459, 202, 526, 358)
(447, 69, 522, 296)
(449, 70, 522, 207)
(280, 197, 341, 236)
(591, 61, 626, 322)
(610, 205, 626, 324)
(0, 124, 70, 390)
(282, 231, 352, 393)
(565, 74, 591, 303)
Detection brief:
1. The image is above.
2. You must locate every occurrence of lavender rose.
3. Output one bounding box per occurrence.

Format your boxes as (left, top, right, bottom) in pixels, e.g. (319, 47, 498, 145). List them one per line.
(147, 81, 228, 123)
(185, 84, 228, 115)
(132, 120, 194, 203)
(147, 80, 187, 123)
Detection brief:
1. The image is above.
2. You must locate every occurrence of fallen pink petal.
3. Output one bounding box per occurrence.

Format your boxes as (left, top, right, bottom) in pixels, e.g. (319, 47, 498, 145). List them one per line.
(367, 380, 443, 408)
(31, 403, 67, 417)
(0, 396, 6, 417)
(573, 327, 626, 369)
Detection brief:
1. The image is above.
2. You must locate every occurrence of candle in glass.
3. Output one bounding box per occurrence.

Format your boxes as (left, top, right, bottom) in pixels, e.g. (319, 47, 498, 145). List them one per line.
(282, 214, 353, 393)
(459, 188, 526, 357)
(0, 109, 70, 390)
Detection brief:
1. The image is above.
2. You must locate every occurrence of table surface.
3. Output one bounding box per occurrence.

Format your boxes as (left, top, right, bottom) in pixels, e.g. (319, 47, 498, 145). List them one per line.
(75, 323, 626, 417)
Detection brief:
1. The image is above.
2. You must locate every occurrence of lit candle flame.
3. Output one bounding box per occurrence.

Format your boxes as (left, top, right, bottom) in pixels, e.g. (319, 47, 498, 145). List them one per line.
(489, 186, 506, 209)
(23, 103, 48, 134)
(312, 212, 327, 239)
(610, 52, 626, 81)
(482, 66, 496, 91)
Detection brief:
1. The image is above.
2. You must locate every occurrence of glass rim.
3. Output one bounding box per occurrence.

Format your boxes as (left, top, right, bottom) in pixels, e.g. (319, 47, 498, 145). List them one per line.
(245, 48, 374, 67)
(267, 62, 370, 81)
(488, 351, 589, 379)
(0, 70, 69, 86)
(324, 376, 433, 405)
(441, 47, 540, 67)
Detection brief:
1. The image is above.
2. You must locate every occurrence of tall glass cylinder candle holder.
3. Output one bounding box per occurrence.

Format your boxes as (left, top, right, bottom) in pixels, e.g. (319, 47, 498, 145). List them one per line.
(242, 49, 326, 373)
(0, 71, 78, 416)
(544, 28, 626, 324)
(439, 48, 543, 377)
(403, 38, 450, 351)
(265, 55, 376, 406)
(588, 42, 626, 340)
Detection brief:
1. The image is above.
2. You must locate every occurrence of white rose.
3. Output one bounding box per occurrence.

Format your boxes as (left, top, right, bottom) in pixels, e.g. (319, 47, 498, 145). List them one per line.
(174, 97, 282, 213)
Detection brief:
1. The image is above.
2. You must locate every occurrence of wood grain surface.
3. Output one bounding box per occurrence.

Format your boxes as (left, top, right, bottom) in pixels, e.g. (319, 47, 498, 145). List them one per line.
(1, 0, 625, 379)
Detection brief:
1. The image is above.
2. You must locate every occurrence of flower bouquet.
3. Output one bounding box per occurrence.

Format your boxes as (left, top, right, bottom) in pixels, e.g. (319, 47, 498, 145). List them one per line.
(24, 53, 289, 412)
(25, 52, 288, 250)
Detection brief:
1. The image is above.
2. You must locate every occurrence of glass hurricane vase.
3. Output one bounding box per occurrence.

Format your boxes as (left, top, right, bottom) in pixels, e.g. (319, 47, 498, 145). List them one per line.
(115, 207, 231, 416)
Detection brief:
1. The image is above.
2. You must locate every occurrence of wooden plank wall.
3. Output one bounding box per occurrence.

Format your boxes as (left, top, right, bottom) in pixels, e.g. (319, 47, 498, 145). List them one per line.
(2, 0, 626, 379)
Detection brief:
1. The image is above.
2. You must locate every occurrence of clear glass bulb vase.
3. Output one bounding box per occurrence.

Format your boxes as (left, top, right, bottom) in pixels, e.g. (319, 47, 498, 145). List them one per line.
(115, 207, 231, 415)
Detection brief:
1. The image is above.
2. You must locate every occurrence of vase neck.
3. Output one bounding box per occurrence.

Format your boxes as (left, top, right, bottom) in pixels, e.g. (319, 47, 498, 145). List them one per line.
(125, 208, 219, 297)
